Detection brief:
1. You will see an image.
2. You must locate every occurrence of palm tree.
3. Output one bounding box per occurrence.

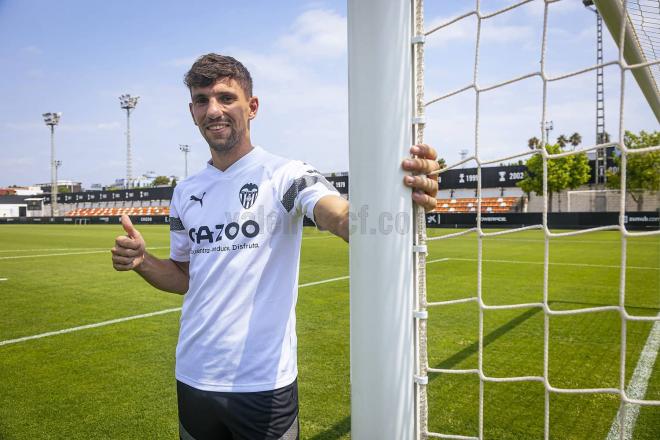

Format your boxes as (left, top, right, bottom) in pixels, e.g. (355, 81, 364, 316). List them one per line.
(569, 132, 582, 148)
(527, 137, 540, 150)
(557, 134, 568, 148)
(597, 132, 611, 144)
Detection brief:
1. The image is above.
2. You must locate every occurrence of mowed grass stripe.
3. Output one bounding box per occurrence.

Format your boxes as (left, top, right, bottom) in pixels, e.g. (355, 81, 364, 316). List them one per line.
(0, 273, 351, 348)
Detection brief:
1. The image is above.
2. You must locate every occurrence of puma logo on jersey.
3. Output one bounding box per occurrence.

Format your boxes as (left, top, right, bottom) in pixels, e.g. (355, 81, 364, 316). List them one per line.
(190, 192, 206, 207)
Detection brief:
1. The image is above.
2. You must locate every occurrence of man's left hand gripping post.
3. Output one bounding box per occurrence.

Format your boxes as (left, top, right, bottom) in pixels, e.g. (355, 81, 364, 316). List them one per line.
(402, 144, 441, 212)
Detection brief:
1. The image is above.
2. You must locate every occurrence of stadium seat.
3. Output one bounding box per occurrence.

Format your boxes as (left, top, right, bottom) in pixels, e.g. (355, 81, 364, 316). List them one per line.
(433, 196, 520, 214)
(65, 206, 170, 217)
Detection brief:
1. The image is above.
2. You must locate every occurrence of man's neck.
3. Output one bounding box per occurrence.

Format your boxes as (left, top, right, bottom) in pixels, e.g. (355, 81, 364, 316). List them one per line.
(209, 142, 254, 172)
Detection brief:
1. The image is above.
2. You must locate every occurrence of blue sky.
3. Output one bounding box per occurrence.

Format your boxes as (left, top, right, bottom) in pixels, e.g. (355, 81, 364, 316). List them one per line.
(1, 0, 657, 188)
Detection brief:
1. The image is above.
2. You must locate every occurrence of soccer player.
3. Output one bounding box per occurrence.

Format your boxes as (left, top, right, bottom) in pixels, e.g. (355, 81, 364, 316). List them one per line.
(111, 54, 440, 440)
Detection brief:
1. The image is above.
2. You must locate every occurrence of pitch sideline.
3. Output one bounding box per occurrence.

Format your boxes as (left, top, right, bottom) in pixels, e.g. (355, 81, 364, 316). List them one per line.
(0, 273, 355, 347)
(606, 318, 660, 440)
(0, 259, 452, 347)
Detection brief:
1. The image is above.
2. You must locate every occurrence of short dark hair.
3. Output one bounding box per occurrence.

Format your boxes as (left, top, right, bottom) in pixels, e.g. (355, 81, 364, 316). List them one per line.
(184, 53, 253, 97)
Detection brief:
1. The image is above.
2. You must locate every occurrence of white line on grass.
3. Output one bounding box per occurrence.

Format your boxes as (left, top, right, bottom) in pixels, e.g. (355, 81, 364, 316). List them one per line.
(0, 247, 111, 253)
(443, 257, 658, 271)
(0, 235, 334, 254)
(0, 257, 513, 347)
(427, 236, 658, 245)
(0, 246, 169, 260)
(0, 308, 182, 347)
(0, 278, 7, 282)
(606, 318, 660, 440)
(0, 274, 351, 347)
(299, 276, 349, 287)
(302, 235, 335, 241)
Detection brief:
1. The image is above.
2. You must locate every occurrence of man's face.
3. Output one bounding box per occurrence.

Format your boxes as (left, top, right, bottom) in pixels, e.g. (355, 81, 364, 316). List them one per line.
(189, 78, 258, 153)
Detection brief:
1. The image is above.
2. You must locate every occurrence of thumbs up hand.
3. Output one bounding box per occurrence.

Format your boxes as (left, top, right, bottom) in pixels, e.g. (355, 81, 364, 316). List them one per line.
(111, 214, 147, 271)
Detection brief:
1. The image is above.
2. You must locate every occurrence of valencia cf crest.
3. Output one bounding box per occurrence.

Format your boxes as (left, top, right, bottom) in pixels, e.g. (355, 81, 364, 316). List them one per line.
(239, 183, 259, 209)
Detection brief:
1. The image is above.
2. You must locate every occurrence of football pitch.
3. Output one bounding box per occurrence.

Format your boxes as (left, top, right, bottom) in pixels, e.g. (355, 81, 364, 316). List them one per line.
(0, 224, 658, 439)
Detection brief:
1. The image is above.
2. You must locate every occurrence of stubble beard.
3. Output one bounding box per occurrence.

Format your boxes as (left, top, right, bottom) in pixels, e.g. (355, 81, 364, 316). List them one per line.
(206, 124, 242, 153)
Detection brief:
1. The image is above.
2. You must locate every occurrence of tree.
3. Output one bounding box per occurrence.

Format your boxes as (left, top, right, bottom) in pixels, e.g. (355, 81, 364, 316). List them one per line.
(606, 130, 660, 211)
(556, 134, 568, 148)
(437, 157, 447, 169)
(597, 132, 611, 144)
(517, 142, 591, 212)
(528, 137, 540, 150)
(152, 175, 171, 186)
(569, 132, 582, 148)
(171, 177, 178, 187)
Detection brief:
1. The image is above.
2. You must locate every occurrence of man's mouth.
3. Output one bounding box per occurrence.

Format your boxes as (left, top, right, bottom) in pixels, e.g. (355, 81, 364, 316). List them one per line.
(205, 122, 231, 132)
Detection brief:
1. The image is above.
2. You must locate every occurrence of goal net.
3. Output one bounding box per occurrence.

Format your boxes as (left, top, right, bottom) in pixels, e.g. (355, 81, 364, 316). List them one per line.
(348, 1, 659, 439)
(416, 1, 659, 439)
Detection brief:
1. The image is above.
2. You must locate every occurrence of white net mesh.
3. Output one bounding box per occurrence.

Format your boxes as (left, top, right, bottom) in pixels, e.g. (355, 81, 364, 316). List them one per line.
(627, 0, 660, 90)
(413, 1, 660, 439)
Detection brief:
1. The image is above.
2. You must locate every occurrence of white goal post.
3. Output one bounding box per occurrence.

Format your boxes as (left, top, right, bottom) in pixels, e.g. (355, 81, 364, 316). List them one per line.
(596, 0, 660, 121)
(348, 0, 416, 438)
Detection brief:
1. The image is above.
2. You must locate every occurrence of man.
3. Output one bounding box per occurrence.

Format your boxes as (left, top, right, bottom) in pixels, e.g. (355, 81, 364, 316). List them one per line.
(111, 54, 440, 440)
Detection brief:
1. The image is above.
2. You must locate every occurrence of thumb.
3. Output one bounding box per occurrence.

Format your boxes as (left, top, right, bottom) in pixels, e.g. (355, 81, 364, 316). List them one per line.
(121, 214, 140, 239)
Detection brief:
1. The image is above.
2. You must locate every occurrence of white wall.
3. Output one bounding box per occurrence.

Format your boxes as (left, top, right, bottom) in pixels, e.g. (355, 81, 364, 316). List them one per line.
(0, 205, 24, 217)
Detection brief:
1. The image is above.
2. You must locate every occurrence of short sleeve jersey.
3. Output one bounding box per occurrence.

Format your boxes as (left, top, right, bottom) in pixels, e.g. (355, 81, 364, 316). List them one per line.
(169, 146, 339, 392)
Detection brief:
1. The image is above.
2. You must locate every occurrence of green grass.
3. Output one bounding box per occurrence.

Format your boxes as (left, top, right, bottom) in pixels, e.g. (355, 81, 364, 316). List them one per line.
(0, 225, 658, 439)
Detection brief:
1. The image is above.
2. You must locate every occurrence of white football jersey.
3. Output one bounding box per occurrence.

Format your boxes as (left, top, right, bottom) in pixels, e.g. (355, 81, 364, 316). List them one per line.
(169, 146, 339, 392)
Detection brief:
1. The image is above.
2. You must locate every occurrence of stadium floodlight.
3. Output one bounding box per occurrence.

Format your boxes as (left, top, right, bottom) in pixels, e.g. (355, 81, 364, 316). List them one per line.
(179, 144, 191, 178)
(119, 94, 139, 189)
(42, 112, 62, 217)
(543, 120, 554, 144)
(459, 149, 469, 163)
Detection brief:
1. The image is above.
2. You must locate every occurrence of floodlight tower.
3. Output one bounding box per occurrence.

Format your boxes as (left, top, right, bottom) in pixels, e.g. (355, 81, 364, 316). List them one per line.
(119, 94, 139, 189)
(543, 120, 554, 144)
(179, 144, 191, 178)
(583, 0, 608, 185)
(42, 112, 61, 216)
(55, 160, 62, 194)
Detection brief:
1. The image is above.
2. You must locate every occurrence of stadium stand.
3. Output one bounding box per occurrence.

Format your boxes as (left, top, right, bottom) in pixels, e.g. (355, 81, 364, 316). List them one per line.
(66, 206, 170, 217)
(433, 196, 520, 213)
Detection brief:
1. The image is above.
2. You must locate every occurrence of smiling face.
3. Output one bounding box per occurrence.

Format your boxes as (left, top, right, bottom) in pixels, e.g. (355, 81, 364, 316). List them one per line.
(189, 78, 259, 154)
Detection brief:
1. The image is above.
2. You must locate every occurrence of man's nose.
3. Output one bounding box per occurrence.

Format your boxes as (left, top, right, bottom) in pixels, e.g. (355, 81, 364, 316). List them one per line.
(207, 98, 223, 118)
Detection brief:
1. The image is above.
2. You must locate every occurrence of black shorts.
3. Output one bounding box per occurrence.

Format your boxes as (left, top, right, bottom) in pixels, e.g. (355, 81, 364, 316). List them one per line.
(177, 380, 299, 440)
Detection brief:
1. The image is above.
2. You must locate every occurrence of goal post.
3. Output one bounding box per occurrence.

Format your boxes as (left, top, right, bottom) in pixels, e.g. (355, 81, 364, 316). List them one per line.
(595, 0, 660, 122)
(347, 0, 416, 438)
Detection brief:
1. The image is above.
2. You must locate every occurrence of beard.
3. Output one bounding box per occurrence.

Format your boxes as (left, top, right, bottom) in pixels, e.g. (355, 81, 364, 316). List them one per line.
(204, 122, 243, 153)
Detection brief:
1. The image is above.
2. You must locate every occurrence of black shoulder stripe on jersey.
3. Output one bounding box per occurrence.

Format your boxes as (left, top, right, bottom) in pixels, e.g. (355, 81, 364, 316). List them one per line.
(170, 216, 185, 231)
(281, 174, 336, 212)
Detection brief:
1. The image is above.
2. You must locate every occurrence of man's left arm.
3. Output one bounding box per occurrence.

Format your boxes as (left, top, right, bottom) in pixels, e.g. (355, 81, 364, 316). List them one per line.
(314, 144, 440, 242)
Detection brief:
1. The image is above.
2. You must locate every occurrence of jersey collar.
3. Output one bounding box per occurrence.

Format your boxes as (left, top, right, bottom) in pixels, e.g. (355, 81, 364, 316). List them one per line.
(206, 146, 263, 178)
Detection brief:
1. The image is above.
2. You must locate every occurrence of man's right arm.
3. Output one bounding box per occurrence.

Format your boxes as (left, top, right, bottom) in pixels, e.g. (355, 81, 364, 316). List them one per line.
(111, 214, 189, 295)
(133, 254, 189, 294)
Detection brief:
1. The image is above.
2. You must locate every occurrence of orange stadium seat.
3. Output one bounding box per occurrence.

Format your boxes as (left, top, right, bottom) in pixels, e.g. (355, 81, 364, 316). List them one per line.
(433, 197, 520, 214)
(65, 207, 170, 217)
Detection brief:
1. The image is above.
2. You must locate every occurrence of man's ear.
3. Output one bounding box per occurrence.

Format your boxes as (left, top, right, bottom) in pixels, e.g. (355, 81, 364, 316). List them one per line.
(248, 96, 259, 121)
(189, 103, 197, 126)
